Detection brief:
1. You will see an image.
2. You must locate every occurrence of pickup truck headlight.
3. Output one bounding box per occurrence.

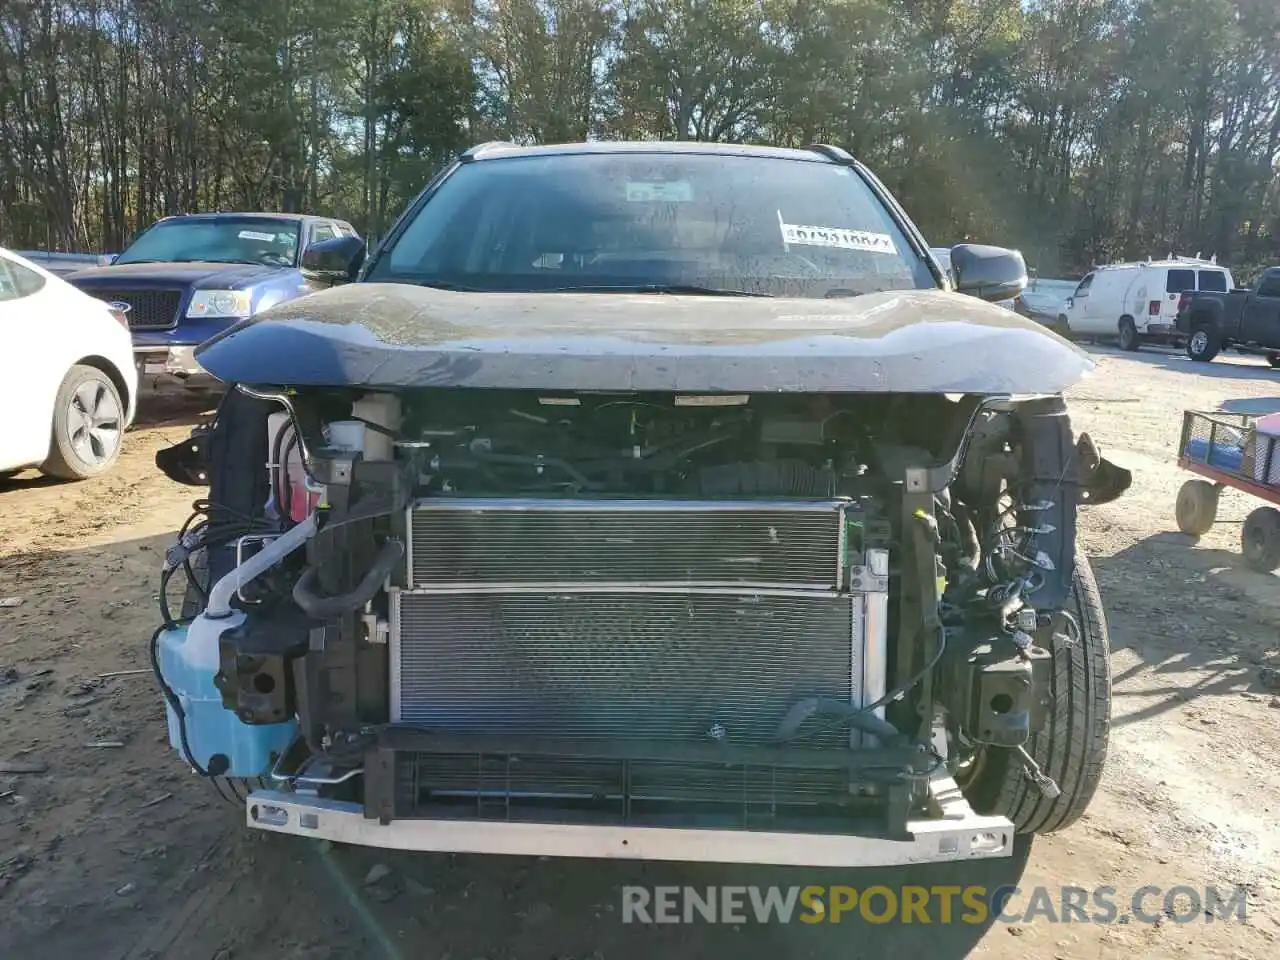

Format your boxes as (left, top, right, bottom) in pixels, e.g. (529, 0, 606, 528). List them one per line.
(187, 290, 253, 319)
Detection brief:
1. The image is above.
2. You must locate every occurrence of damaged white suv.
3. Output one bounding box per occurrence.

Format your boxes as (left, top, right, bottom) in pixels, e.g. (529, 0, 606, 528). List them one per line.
(151, 141, 1130, 868)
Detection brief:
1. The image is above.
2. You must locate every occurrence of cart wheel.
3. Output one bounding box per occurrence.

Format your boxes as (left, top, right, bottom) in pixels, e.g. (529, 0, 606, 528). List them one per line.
(1241, 507, 1280, 573)
(1176, 479, 1220, 536)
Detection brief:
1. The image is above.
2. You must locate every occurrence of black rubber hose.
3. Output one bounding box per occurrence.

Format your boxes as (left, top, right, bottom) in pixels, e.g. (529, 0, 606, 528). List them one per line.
(292, 538, 404, 620)
(772, 625, 949, 745)
(149, 620, 210, 777)
(772, 697, 907, 745)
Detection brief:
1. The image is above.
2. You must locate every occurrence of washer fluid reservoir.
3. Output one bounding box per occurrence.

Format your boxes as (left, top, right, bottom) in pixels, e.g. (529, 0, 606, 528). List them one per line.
(156, 613, 297, 778)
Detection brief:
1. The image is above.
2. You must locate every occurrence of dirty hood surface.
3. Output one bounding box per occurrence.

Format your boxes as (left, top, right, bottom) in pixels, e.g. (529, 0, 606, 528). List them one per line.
(193, 282, 1095, 394)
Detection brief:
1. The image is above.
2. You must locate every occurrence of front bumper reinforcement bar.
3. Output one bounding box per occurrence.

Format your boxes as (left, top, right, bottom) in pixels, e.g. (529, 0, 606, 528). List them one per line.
(242, 770, 1014, 867)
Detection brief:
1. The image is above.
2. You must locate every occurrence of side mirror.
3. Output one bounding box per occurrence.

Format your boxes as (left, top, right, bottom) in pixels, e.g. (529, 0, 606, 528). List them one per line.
(1066, 296, 1074, 308)
(301, 235, 365, 284)
(949, 243, 1028, 303)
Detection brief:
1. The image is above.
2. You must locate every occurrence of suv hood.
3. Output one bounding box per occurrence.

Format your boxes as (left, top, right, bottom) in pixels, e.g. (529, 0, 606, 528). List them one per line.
(194, 282, 1094, 394)
(67, 260, 284, 289)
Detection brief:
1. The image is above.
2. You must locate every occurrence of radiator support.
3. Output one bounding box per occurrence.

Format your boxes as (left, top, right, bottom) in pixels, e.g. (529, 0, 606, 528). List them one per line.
(388, 496, 892, 823)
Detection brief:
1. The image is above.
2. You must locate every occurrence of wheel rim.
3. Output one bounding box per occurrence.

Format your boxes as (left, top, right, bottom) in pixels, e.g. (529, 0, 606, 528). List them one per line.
(1190, 330, 1208, 354)
(68, 378, 121, 466)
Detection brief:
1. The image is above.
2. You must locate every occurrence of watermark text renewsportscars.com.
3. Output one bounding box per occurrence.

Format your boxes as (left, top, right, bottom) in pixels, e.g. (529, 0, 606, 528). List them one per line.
(621, 885, 1249, 925)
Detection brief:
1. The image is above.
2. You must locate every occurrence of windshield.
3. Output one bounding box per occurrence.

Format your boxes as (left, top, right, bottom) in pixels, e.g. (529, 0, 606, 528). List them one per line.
(115, 217, 301, 267)
(367, 153, 937, 297)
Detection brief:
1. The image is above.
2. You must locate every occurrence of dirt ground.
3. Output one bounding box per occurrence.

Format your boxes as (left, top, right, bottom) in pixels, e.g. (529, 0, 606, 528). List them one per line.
(2, 348, 1280, 960)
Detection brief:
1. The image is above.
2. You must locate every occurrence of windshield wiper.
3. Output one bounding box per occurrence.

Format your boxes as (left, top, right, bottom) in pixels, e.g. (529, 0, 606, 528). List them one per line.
(541, 283, 774, 298)
(416, 279, 486, 292)
(407, 279, 773, 297)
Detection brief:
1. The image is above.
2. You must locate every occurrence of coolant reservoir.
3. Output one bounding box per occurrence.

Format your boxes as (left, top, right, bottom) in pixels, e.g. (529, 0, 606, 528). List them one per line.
(351, 393, 401, 462)
(157, 614, 298, 778)
(268, 411, 319, 523)
(324, 420, 367, 454)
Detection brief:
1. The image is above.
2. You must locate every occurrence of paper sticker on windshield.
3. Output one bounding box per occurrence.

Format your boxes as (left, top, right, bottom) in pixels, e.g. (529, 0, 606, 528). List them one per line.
(778, 214, 896, 254)
(626, 181, 693, 202)
(238, 230, 276, 242)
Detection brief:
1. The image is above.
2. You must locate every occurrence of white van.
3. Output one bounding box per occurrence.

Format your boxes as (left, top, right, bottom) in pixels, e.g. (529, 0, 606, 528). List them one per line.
(1059, 256, 1234, 350)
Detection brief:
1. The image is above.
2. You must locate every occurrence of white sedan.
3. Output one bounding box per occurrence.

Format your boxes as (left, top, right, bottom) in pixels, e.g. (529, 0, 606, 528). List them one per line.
(0, 247, 138, 480)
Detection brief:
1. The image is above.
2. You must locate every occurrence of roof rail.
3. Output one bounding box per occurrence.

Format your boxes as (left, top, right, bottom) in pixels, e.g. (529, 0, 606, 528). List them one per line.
(1096, 254, 1226, 271)
(804, 143, 856, 164)
(462, 141, 518, 160)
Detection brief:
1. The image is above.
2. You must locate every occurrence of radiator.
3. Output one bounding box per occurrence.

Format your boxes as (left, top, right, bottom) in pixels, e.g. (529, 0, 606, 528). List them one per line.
(405, 498, 846, 590)
(389, 497, 888, 818)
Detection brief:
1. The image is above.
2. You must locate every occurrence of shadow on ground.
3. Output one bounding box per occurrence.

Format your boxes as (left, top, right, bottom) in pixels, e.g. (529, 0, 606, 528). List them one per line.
(264, 835, 1036, 960)
(1082, 341, 1280, 385)
(1089, 530, 1280, 731)
(1218, 396, 1280, 415)
(134, 383, 221, 427)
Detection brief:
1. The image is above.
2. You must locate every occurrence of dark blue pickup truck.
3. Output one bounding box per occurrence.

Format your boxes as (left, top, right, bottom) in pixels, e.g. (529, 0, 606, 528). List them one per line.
(67, 212, 360, 387)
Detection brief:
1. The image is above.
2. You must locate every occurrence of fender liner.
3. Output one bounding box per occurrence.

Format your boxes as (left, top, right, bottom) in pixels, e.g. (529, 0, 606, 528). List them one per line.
(1014, 396, 1078, 611)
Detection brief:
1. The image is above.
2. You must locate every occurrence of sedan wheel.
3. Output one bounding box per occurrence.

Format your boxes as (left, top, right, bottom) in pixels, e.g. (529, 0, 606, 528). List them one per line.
(40, 365, 125, 480)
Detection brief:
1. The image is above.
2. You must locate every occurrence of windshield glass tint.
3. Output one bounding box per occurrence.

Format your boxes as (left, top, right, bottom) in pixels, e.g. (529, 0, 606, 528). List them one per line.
(116, 219, 300, 267)
(370, 153, 935, 297)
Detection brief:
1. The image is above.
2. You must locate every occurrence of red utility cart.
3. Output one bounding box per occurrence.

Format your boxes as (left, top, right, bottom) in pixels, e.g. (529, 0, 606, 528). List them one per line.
(1176, 409, 1280, 572)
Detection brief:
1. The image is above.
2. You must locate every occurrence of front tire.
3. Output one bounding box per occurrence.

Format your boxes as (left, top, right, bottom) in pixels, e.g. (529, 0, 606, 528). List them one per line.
(39, 364, 125, 480)
(1117, 316, 1140, 351)
(1187, 326, 1221, 362)
(1054, 315, 1071, 339)
(959, 550, 1111, 834)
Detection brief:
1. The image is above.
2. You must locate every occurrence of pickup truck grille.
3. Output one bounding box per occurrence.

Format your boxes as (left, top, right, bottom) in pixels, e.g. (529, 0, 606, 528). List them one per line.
(89, 289, 183, 330)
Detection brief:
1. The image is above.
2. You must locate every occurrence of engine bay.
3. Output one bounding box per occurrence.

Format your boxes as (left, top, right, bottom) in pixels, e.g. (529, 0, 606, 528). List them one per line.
(385, 389, 962, 501)
(148, 383, 1126, 835)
